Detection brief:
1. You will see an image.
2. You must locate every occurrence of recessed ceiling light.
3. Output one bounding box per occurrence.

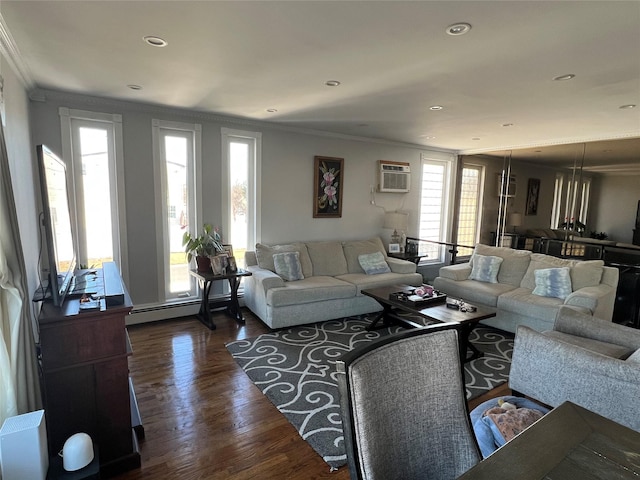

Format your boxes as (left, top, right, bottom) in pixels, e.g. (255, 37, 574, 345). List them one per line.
(419, 135, 435, 139)
(553, 74, 575, 81)
(143, 35, 168, 47)
(325, 80, 341, 87)
(471, 137, 481, 141)
(446, 23, 472, 36)
(127, 84, 142, 90)
(619, 104, 636, 109)
(429, 105, 443, 111)
(266, 108, 278, 113)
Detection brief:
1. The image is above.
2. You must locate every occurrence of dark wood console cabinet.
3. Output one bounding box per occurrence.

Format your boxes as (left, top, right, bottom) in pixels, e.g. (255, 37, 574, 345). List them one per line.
(38, 265, 141, 478)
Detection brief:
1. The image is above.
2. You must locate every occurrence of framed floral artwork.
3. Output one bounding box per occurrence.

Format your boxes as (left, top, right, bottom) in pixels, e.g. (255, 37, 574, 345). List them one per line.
(313, 156, 344, 218)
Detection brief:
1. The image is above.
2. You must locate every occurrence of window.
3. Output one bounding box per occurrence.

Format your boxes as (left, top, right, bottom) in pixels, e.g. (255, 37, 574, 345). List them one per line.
(59, 108, 128, 278)
(456, 165, 483, 257)
(152, 120, 202, 301)
(221, 128, 261, 270)
(418, 156, 453, 262)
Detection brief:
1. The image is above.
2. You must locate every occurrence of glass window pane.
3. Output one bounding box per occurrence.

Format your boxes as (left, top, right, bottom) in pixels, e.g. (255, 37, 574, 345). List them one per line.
(164, 135, 190, 294)
(229, 141, 249, 269)
(79, 127, 113, 267)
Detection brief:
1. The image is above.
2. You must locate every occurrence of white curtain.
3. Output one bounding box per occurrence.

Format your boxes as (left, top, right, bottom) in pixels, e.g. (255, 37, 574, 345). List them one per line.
(0, 120, 41, 425)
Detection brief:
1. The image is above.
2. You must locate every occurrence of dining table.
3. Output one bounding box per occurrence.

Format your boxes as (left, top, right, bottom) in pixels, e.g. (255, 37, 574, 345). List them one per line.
(458, 401, 640, 479)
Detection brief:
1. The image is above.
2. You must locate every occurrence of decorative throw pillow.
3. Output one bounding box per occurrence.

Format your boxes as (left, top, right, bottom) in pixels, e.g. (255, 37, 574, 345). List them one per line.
(358, 251, 391, 275)
(532, 267, 572, 299)
(468, 254, 503, 283)
(272, 252, 304, 281)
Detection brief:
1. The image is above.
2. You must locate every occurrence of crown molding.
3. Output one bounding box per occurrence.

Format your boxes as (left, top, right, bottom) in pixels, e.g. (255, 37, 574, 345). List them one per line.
(0, 12, 35, 90)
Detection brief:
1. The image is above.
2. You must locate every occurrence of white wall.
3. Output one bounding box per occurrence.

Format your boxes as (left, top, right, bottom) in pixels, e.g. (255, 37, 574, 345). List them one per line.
(592, 175, 639, 243)
(28, 90, 454, 306)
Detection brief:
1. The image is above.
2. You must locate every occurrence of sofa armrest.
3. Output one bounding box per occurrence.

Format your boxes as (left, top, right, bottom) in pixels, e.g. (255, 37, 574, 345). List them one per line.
(438, 263, 471, 281)
(563, 283, 616, 320)
(553, 305, 640, 350)
(246, 265, 286, 290)
(386, 257, 417, 274)
(509, 325, 640, 431)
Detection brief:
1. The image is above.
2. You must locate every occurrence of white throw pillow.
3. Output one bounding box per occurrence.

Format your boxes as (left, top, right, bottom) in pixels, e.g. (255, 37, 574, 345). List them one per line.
(469, 254, 503, 283)
(532, 267, 572, 299)
(273, 252, 305, 281)
(358, 251, 391, 275)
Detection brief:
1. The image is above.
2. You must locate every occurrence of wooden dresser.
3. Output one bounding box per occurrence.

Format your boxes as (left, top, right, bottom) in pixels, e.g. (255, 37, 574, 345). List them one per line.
(38, 264, 141, 478)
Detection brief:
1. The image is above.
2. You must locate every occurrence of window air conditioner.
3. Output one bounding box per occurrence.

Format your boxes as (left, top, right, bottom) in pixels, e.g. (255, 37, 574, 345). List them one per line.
(378, 161, 411, 193)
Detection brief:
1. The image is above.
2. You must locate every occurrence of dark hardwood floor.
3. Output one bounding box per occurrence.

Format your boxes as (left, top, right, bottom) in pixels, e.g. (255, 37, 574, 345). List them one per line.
(114, 309, 509, 480)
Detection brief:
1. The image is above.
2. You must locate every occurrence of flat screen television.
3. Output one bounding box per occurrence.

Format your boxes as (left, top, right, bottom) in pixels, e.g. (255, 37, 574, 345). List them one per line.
(37, 144, 77, 306)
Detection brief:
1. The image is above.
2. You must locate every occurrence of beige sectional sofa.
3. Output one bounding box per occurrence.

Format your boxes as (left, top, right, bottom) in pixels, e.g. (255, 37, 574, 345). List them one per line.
(433, 244, 619, 334)
(244, 237, 423, 329)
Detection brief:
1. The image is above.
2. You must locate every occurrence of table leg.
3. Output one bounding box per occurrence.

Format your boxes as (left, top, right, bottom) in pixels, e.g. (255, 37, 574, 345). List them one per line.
(197, 278, 216, 330)
(226, 276, 245, 324)
(460, 323, 482, 362)
(367, 304, 395, 331)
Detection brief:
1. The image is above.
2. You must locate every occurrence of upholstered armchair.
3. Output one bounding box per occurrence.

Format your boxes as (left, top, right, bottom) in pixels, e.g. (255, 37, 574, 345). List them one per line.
(509, 306, 640, 432)
(336, 324, 481, 480)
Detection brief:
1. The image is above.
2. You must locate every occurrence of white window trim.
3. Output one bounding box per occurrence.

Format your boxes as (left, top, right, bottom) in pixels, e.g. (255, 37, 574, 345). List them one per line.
(152, 119, 202, 302)
(59, 107, 129, 285)
(419, 154, 456, 264)
(221, 127, 262, 247)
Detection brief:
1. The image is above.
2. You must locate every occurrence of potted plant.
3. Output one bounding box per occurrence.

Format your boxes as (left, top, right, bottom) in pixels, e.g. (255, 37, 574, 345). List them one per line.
(182, 224, 224, 272)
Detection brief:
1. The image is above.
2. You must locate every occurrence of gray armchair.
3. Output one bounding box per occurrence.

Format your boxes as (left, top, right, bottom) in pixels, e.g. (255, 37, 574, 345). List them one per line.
(509, 306, 640, 432)
(336, 324, 481, 480)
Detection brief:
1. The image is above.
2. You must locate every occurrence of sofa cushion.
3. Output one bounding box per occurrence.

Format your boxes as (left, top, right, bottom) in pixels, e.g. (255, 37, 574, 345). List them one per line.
(543, 331, 635, 360)
(255, 242, 313, 278)
(570, 260, 604, 290)
(273, 252, 305, 281)
(472, 244, 531, 287)
(267, 276, 355, 307)
(469, 254, 503, 283)
(520, 253, 576, 290)
(305, 241, 349, 276)
(336, 272, 423, 293)
(358, 251, 391, 275)
(532, 267, 572, 299)
(497, 288, 563, 323)
(432, 277, 516, 307)
(342, 237, 387, 273)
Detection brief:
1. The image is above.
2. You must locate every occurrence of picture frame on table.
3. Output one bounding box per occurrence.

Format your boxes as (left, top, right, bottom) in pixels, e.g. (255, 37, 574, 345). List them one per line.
(227, 256, 238, 273)
(388, 243, 401, 253)
(211, 255, 226, 275)
(313, 156, 344, 218)
(222, 244, 234, 257)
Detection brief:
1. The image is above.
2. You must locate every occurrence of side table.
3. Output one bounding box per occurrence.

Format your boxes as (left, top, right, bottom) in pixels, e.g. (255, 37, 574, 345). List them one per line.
(189, 269, 252, 330)
(387, 252, 425, 265)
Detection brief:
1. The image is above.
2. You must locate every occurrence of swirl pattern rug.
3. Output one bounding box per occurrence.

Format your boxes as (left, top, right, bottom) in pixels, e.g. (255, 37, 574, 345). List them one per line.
(226, 315, 513, 469)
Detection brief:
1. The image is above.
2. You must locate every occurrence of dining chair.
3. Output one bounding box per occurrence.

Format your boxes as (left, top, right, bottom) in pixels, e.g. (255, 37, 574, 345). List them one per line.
(336, 323, 481, 480)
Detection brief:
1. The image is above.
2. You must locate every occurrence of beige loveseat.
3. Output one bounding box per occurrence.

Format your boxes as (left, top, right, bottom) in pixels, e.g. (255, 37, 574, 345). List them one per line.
(244, 237, 423, 329)
(433, 244, 619, 334)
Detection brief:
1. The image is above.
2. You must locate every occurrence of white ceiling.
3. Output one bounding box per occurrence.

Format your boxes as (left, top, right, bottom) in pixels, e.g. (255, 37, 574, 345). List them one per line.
(2, 1, 639, 172)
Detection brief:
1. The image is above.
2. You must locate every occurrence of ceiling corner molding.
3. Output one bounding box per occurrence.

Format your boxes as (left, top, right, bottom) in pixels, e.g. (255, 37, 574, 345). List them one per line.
(0, 12, 36, 91)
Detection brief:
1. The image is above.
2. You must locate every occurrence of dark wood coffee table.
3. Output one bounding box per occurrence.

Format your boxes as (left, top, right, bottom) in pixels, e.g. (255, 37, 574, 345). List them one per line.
(361, 284, 496, 361)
